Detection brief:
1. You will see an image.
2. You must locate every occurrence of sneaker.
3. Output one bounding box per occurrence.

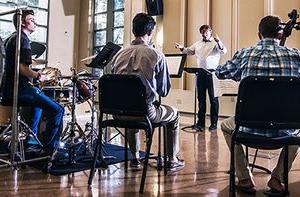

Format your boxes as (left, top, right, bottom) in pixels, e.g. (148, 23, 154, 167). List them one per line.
(130, 158, 141, 169)
(208, 124, 217, 131)
(167, 159, 185, 172)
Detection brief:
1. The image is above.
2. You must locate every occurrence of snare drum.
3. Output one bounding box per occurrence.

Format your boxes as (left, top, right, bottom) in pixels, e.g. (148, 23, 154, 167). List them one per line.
(42, 86, 73, 104)
(39, 67, 62, 87)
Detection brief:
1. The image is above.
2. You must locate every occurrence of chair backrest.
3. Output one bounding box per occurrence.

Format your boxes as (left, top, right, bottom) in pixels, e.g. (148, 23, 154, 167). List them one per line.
(98, 74, 148, 116)
(235, 76, 300, 130)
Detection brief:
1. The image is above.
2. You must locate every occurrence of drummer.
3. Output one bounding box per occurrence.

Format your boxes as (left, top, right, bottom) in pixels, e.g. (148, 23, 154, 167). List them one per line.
(0, 9, 64, 159)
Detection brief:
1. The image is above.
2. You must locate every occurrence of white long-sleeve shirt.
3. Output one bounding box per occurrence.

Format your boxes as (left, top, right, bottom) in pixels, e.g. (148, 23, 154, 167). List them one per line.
(182, 39, 227, 70)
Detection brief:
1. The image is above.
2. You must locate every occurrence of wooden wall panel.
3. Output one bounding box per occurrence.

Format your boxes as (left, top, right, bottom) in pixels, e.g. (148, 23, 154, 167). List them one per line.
(273, 0, 300, 48)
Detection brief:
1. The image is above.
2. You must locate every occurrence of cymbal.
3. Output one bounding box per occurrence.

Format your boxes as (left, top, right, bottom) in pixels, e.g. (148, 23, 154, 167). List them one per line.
(80, 54, 96, 62)
(32, 59, 48, 66)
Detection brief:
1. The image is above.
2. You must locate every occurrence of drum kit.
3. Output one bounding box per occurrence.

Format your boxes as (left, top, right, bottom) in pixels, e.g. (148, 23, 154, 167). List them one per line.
(32, 57, 100, 163)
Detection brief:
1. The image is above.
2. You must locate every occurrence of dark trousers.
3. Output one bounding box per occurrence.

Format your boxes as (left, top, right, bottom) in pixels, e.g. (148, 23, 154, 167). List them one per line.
(196, 70, 219, 127)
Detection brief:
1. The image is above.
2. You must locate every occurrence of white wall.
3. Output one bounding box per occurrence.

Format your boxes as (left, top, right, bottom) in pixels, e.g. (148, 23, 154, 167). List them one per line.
(47, 0, 81, 76)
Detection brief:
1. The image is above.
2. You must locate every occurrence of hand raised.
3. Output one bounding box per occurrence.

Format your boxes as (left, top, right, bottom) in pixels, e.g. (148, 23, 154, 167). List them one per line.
(175, 42, 183, 49)
(214, 34, 220, 42)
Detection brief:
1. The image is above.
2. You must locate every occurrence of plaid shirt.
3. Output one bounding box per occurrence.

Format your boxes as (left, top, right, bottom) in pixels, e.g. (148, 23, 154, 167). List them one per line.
(215, 38, 300, 137)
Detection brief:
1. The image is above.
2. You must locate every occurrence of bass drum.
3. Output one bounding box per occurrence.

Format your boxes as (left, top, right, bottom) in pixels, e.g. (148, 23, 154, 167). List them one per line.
(76, 79, 96, 103)
(42, 86, 73, 104)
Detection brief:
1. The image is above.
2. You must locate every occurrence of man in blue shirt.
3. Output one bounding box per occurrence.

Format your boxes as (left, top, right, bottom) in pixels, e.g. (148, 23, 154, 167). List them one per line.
(215, 15, 300, 194)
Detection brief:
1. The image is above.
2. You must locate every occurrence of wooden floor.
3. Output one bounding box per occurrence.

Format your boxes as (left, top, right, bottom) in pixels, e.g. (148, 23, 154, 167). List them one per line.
(1, 115, 300, 196)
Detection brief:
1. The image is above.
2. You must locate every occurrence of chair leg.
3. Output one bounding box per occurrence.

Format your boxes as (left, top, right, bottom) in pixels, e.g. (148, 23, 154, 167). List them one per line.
(251, 149, 258, 172)
(88, 134, 101, 186)
(157, 127, 162, 171)
(124, 128, 128, 173)
(139, 129, 153, 194)
(88, 124, 107, 186)
(163, 126, 168, 176)
(283, 146, 289, 196)
(229, 141, 236, 197)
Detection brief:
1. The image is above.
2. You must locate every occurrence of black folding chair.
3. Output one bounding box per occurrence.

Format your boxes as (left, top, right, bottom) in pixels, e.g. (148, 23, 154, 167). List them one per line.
(229, 76, 300, 196)
(88, 74, 168, 194)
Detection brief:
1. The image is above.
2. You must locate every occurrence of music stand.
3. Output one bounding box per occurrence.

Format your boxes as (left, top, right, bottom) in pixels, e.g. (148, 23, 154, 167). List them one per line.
(165, 54, 187, 78)
(87, 41, 121, 69)
(181, 67, 210, 133)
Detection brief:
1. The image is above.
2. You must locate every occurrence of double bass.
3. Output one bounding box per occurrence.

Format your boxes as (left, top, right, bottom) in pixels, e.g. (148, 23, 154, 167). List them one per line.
(280, 9, 300, 46)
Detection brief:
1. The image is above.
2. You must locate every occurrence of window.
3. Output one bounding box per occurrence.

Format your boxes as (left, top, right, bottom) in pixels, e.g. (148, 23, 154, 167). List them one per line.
(93, 0, 124, 53)
(0, 0, 49, 59)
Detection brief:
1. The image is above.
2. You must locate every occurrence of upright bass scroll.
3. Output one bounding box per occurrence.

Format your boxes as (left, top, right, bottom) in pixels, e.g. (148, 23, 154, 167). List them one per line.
(279, 9, 300, 46)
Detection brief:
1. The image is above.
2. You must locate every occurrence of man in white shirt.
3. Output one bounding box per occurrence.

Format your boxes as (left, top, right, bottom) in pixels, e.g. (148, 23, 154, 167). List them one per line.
(176, 25, 227, 131)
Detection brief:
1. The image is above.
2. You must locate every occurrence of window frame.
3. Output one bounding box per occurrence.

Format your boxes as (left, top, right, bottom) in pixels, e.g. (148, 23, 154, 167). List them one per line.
(92, 0, 124, 53)
(0, 0, 50, 60)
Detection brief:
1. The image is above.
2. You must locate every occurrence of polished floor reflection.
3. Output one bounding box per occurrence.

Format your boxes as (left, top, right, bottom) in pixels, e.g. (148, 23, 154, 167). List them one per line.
(1, 115, 300, 196)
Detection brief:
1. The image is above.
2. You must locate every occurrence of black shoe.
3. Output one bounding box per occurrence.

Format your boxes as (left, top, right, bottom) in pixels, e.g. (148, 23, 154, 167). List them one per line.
(130, 158, 141, 169)
(208, 124, 217, 131)
(167, 159, 185, 172)
(193, 124, 205, 131)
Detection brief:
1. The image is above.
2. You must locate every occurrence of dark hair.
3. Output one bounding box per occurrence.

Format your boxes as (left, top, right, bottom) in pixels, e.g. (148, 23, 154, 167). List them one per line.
(199, 24, 211, 33)
(13, 9, 34, 29)
(132, 13, 156, 37)
(258, 15, 281, 38)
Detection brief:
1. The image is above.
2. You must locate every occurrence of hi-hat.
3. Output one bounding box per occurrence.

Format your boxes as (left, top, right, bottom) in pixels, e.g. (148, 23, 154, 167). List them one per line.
(80, 54, 97, 62)
(32, 59, 48, 66)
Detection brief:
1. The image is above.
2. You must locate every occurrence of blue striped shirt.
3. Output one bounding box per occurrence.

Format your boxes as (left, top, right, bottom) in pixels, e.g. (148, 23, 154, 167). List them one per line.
(215, 38, 300, 137)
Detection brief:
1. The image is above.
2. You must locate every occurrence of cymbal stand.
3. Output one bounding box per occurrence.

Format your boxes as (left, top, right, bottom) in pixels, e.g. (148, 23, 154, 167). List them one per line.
(83, 90, 98, 154)
(60, 69, 88, 164)
(83, 78, 116, 160)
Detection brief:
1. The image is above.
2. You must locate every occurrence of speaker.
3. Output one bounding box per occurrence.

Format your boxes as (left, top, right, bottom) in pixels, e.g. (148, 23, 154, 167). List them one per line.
(146, 0, 163, 16)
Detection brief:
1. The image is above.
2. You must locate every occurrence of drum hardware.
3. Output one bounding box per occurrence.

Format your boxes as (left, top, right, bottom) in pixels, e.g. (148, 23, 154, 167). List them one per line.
(82, 80, 116, 160)
(59, 68, 95, 164)
(31, 59, 48, 67)
(82, 92, 98, 155)
(38, 67, 62, 87)
(0, 113, 43, 151)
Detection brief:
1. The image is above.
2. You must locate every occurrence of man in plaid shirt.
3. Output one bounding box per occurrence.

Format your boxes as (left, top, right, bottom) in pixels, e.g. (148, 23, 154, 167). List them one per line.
(215, 15, 300, 194)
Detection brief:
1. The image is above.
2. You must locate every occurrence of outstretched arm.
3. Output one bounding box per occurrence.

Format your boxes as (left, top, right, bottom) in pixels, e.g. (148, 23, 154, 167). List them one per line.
(175, 42, 196, 55)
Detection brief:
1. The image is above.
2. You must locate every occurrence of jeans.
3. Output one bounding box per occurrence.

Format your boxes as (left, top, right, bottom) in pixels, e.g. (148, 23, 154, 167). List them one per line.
(5, 86, 64, 152)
